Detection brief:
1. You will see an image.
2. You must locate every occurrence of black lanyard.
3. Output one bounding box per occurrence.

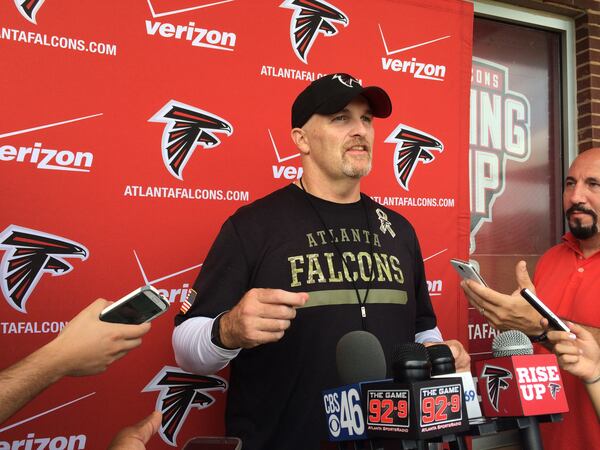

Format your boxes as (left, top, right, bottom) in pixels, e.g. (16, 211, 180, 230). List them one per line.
(298, 178, 374, 331)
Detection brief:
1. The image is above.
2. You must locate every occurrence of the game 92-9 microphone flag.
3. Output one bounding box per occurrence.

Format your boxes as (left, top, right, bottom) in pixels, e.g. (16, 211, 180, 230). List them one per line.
(362, 343, 468, 440)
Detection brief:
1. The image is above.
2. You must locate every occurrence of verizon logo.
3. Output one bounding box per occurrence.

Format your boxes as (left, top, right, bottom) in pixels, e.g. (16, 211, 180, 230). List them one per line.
(427, 279, 443, 296)
(145, 20, 236, 51)
(0, 142, 93, 172)
(0, 433, 86, 450)
(378, 25, 448, 82)
(268, 129, 302, 180)
(381, 57, 446, 81)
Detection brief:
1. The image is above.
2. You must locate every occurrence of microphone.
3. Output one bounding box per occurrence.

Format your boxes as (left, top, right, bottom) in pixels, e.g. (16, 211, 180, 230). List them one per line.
(323, 336, 469, 444)
(492, 329, 533, 357)
(476, 330, 569, 417)
(363, 343, 469, 440)
(322, 331, 386, 442)
(337, 330, 387, 385)
(476, 330, 568, 450)
(427, 344, 482, 421)
(427, 343, 455, 376)
(392, 342, 431, 382)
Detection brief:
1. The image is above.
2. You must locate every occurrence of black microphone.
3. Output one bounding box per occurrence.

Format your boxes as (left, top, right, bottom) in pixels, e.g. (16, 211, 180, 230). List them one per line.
(323, 331, 387, 442)
(392, 342, 431, 382)
(426, 343, 455, 376)
(336, 330, 387, 385)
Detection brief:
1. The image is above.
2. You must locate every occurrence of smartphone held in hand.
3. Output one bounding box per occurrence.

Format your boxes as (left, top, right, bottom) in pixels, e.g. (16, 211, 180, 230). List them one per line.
(99, 285, 169, 324)
(450, 258, 488, 286)
(520, 288, 570, 332)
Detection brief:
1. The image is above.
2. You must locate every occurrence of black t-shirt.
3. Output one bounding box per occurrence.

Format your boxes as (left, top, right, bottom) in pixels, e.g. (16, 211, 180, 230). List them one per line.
(175, 184, 436, 450)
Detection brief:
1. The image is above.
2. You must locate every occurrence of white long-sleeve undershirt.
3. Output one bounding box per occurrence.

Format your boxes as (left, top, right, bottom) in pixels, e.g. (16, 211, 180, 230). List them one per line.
(172, 316, 443, 375)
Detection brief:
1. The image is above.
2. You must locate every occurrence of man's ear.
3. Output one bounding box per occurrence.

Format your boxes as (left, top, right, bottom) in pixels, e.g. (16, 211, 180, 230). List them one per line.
(291, 127, 310, 155)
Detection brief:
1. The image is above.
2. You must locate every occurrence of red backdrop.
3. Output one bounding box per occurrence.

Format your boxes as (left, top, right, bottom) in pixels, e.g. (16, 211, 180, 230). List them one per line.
(0, 1, 473, 447)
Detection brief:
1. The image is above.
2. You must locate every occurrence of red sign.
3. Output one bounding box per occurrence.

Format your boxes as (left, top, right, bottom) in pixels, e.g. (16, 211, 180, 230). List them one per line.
(0, 0, 473, 447)
(476, 354, 569, 417)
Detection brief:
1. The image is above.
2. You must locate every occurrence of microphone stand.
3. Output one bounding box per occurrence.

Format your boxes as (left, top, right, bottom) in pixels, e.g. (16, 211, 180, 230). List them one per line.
(517, 416, 542, 450)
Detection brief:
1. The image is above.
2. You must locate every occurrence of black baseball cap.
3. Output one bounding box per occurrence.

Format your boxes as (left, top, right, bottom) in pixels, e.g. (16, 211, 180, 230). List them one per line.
(291, 73, 392, 128)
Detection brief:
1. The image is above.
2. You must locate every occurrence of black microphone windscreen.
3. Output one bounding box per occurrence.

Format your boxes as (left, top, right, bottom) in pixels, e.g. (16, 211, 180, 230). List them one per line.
(391, 342, 431, 382)
(426, 344, 456, 376)
(492, 330, 533, 357)
(336, 330, 387, 385)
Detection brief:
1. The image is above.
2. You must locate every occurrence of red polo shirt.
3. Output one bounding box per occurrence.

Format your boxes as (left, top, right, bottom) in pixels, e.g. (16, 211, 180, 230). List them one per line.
(534, 232, 600, 449)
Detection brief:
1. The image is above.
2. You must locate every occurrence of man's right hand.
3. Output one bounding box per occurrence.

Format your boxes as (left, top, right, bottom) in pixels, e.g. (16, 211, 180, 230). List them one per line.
(219, 288, 309, 349)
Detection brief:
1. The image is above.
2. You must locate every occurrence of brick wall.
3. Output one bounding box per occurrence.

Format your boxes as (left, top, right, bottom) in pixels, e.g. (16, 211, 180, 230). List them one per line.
(575, 5, 600, 151)
(497, 0, 600, 151)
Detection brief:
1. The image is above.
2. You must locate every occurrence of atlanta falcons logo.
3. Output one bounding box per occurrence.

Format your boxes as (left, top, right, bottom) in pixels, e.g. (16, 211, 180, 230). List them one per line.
(143, 366, 227, 446)
(332, 74, 361, 88)
(548, 382, 561, 400)
(0, 225, 88, 313)
(280, 0, 348, 64)
(14, 0, 46, 24)
(481, 365, 513, 412)
(149, 100, 233, 180)
(385, 124, 444, 191)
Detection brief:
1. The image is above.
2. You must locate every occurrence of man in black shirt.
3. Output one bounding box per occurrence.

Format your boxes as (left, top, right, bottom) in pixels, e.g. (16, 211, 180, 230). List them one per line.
(173, 73, 469, 450)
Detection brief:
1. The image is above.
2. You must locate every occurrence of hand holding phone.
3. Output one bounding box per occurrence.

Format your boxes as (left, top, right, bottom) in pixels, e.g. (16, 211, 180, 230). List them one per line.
(520, 288, 570, 332)
(450, 258, 488, 286)
(100, 285, 169, 324)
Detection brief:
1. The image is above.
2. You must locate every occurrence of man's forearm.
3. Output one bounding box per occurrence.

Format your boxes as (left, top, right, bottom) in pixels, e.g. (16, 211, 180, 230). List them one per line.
(0, 343, 65, 425)
(172, 316, 240, 375)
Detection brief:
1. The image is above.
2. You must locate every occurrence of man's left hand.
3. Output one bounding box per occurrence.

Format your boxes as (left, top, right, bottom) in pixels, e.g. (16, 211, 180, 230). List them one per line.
(461, 260, 544, 335)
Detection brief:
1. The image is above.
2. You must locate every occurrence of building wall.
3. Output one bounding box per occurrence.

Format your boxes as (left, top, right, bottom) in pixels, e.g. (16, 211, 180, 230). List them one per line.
(498, 0, 600, 151)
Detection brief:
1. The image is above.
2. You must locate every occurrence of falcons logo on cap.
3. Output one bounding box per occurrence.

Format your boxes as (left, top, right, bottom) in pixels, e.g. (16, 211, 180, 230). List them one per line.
(385, 124, 444, 191)
(280, 0, 348, 64)
(332, 74, 361, 88)
(149, 100, 233, 180)
(481, 365, 513, 412)
(548, 382, 561, 400)
(14, 0, 46, 24)
(0, 225, 88, 313)
(143, 366, 227, 446)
